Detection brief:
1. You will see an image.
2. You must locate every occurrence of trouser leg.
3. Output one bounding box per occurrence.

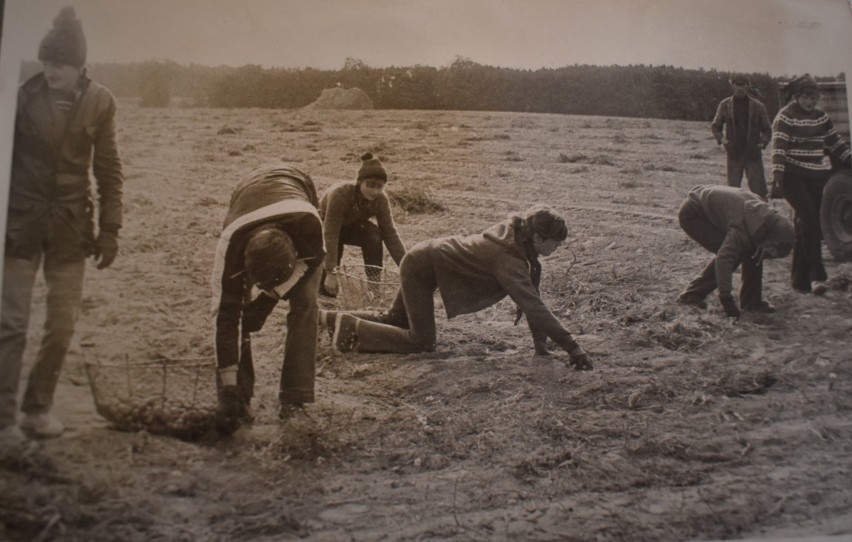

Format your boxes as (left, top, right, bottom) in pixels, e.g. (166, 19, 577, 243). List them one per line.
(340, 220, 384, 281)
(0, 256, 40, 427)
(279, 265, 322, 404)
(784, 175, 828, 290)
(237, 330, 255, 401)
(726, 155, 745, 188)
(678, 199, 726, 299)
(743, 156, 768, 199)
(739, 255, 763, 309)
(21, 257, 85, 415)
(351, 249, 437, 353)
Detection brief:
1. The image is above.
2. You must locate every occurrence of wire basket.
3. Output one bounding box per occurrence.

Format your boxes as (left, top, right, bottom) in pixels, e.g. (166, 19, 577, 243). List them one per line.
(335, 264, 400, 310)
(84, 354, 217, 440)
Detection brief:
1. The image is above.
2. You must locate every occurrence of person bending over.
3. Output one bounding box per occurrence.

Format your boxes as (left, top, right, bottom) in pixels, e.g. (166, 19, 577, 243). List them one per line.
(319, 152, 406, 295)
(211, 164, 325, 436)
(677, 185, 794, 318)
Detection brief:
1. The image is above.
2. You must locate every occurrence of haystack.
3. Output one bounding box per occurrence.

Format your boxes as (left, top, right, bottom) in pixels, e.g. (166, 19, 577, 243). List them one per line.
(306, 87, 374, 110)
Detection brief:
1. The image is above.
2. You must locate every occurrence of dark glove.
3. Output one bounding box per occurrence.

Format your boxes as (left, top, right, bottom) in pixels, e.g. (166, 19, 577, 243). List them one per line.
(719, 296, 741, 319)
(567, 346, 593, 371)
(215, 386, 245, 436)
(241, 294, 277, 333)
(94, 229, 119, 269)
(768, 180, 784, 200)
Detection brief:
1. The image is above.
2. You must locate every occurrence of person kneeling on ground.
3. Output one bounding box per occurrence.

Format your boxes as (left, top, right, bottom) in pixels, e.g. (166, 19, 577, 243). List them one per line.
(211, 164, 325, 436)
(322, 206, 592, 370)
(319, 152, 406, 296)
(677, 185, 794, 318)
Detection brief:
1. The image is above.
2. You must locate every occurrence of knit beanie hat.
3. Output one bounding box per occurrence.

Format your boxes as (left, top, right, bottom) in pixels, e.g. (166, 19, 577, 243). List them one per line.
(357, 152, 387, 183)
(38, 6, 87, 68)
(244, 225, 297, 290)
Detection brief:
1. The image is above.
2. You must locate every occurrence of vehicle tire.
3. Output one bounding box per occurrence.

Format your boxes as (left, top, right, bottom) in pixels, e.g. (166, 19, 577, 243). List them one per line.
(821, 169, 852, 262)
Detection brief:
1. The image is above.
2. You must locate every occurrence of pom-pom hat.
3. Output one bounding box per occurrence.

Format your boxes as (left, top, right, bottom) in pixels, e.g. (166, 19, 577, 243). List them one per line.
(38, 6, 87, 68)
(357, 152, 387, 183)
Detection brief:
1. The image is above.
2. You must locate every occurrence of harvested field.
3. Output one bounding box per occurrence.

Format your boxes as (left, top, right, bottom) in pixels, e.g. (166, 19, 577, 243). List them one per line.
(2, 104, 851, 541)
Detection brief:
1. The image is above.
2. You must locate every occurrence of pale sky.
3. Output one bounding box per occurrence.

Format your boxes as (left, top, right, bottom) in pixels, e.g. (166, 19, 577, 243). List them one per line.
(1, 0, 851, 76)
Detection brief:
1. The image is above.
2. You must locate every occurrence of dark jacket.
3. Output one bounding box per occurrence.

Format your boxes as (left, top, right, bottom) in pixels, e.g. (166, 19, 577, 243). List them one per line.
(711, 96, 772, 159)
(6, 72, 123, 262)
(686, 185, 794, 299)
(211, 164, 325, 369)
(318, 181, 405, 272)
(422, 219, 578, 352)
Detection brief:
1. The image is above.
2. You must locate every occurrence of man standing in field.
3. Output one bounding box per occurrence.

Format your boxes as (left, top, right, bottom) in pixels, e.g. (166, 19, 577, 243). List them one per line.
(711, 75, 773, 198)
(0, 7, 124, 453)
(677, 185, 794, 318)
(211, 164, 325, 436)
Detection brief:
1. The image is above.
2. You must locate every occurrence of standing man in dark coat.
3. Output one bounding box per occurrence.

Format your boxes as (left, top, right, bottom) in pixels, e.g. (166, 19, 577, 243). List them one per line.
(677, 185, 794, 318)
(211, 164, 325, 436)
(711, 75, 773, 198)
(0, 7, 124, 451)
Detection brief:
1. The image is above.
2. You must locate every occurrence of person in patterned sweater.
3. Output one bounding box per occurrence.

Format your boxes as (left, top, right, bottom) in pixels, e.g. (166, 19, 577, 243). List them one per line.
(770, 75, 852, 294)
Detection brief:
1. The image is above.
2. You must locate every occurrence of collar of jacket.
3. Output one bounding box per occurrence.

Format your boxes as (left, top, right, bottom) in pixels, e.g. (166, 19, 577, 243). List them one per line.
(21, 70, 91, 101)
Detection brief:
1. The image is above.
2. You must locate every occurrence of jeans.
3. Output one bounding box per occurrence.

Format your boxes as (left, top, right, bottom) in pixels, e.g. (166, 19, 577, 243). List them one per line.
(726, 152, 767, 199)
(783, 173, 829, 291)
(343, 246, 438, 354)
(234, 264, 322, 405)
(338, 219, 383, 281)
(0, 255, 85, 428)
(678, 199, 763, 308)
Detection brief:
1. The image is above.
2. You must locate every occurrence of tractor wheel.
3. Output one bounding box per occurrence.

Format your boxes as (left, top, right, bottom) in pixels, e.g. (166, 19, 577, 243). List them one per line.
(821, 169, 852, 262)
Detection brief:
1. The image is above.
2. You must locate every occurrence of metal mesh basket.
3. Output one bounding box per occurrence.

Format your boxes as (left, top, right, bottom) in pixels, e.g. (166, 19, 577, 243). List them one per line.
(84, 355, 217, 439)
(335, 264, 400, 310)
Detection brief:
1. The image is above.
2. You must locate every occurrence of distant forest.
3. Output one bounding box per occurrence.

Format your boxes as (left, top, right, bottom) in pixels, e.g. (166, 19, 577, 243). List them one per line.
(20, 58, 845, 122)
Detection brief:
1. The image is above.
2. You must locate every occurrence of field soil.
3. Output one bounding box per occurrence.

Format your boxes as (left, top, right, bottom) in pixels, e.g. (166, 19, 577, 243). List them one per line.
(2, 104, 851, 541)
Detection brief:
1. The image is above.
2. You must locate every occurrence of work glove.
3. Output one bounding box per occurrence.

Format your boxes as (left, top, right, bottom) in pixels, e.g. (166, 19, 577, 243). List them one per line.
(719, 296, 741, 319)
(215, 386, 245, 437)
(94, 229, 119, 269)
(567, 346, 593, 371)
(241, 295, 277, 333)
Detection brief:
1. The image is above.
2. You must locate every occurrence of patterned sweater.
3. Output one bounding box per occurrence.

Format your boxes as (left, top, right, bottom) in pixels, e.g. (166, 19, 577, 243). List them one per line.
(771, 102, 852, 183)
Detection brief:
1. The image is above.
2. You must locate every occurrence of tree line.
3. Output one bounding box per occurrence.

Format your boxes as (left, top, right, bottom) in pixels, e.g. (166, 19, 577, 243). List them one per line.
(20, 58, 843, 121)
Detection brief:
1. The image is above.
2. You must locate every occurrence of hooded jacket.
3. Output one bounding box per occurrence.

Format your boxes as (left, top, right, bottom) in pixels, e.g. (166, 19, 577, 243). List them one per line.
(686, 185, 794, 300)
(7, 72, 123, 262)
(422, 219, 578, 352)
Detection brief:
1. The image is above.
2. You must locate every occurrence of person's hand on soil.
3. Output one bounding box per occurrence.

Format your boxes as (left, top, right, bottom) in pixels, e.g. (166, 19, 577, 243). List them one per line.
(215, 386, 244, 436)
(534, 341, 551, 356)
(567, 346, 593, 371)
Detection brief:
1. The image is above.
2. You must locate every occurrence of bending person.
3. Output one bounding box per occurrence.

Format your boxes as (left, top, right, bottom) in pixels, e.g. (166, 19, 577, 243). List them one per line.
(319, 152, 406, 295)
(211, 164, 325, 436)
(677, 185, 794, 318)
(323, 206, 592, 370)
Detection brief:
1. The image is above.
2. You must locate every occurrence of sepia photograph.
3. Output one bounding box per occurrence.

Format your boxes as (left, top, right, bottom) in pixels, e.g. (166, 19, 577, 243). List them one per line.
(0, 1, 851, 540)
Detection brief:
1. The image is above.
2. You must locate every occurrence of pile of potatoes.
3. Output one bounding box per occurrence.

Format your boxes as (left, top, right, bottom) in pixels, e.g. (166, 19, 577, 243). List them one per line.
(98, 396, 216, 438)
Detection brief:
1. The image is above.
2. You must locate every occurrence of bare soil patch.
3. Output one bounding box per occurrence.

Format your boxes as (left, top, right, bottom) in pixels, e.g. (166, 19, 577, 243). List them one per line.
(2, 105, 851, 541)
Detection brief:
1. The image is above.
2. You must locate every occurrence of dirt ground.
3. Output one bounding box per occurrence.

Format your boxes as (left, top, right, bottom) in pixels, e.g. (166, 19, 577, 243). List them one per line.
(2, 104, 851, 541)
